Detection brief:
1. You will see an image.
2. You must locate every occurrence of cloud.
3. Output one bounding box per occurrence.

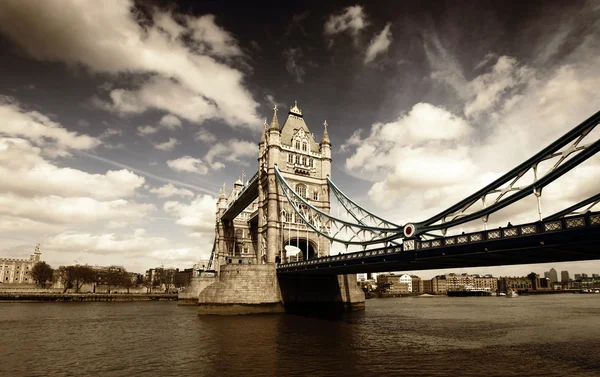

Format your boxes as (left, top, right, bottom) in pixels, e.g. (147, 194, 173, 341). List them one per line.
(204, 139, 256, 170)
(343, 25, 600, 228)
(167, 156, 209, 175)
(364, 23, 392, 64)
(149, 183, 194, 198)
(137, 125, 158, 136)
(0, 97, 99, 154)
(0, 193, 154, 225)
(99, 128, 122, 139)
(164, 194, 216, 236)
(324, 5, 369, 45)
(0, 137, 145, 200)
(195, 128, 217, 143)
(0, 0, 262, 129)
(153, 137, 179, 151)
(158, 114, 182, 130)
(283, 47, 305, 83)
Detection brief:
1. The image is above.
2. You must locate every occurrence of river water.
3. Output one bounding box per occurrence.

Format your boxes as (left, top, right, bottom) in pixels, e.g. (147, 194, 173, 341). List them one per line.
(1, 294, 599, 376)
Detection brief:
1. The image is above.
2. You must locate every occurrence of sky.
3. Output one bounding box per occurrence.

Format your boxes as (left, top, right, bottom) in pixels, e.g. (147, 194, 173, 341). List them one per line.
(0, 0, 599, 277)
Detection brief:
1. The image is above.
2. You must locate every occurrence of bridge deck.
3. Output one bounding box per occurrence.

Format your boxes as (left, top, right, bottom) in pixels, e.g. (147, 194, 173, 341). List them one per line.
(277, 212, 600, 275)
(221, 172, 259, 221)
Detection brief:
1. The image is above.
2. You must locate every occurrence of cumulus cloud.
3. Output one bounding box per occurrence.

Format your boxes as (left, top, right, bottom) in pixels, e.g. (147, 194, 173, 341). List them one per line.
(364, 23, 392, 64)
(204, 139, 256, 170)
(164, 194, 216, 236)
(137, 125, 158, 136)
(0, 0, 262, 129)
(0, 137, 145, 200)
(324, 5, 368, 45)
(0, 97, 99, 154)
(167, 156, 209, 175)
(195, 129, 217, 143)
(149, 183, 194, 198)
(158, 114, 182, 130)
(153, 137, 179, 151)
(343, 23, 600, 229)
(0, 193, 154, 225)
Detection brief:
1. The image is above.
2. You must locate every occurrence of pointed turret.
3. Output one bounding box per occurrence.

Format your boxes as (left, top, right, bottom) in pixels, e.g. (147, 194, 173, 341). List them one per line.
(217, 183, 228, 211)
(269, 105, 280, 130)
(320, 120, 331, 146)
(259, 118, 268, 145)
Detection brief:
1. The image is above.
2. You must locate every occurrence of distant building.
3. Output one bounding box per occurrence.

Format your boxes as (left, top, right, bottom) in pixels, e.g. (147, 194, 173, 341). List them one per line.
(574, 274, 581, 280)
(410, 275, 423, 294)
(424, 275, 447, 294)
(497, 277, 533, 293)
(561, 270, 569, 283)
(444, 273, 497, 292)
(0, 245, 41, 284)
(376, 273, 413, 294)
(544, 268, 558, 283)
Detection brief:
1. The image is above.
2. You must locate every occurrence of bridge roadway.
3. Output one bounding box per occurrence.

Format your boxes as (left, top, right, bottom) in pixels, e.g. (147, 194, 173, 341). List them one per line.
(276, 211, 600, 275)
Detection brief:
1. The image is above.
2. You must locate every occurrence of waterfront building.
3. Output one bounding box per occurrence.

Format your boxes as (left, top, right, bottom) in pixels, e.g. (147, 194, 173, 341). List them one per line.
(424, 275, 448, 294)
(0, 245, 41, 284)
(376, 273, 413, 294)
(497, 277, 533, 293)
(410, 275, 423, 294)
(561, 270, 569, 283)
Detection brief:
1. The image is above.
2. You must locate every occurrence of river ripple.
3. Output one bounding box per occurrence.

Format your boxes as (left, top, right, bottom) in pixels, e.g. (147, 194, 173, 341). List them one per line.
(1, 294, 599, 376)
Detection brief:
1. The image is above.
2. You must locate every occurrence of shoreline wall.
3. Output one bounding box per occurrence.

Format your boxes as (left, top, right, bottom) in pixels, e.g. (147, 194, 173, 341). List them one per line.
(0, 293, 178, 302)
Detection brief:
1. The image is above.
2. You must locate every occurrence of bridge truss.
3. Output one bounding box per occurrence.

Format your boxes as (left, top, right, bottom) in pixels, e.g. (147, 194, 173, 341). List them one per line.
(274, 109, 600, 253)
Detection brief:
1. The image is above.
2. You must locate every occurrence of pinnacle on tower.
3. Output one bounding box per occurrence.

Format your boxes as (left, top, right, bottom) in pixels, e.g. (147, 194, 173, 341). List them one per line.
(269, 104, 280, 130)
(320, 120, 331, 145)
(260, 118, 268, 144)
(289, 100, 303, 116)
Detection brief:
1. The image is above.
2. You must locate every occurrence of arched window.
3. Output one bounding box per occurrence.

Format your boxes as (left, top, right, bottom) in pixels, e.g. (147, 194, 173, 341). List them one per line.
(313, 191, 319, 201)
(285, 212, 293, 223)
(302, 156, 307, 166)
(302, 142, 307, 151)
(295, 140, 301, 149)
(295, 183, 307, 199)
(295, 155, 299, 164)
(309, 158, 313, 167)
(288, 154, 293, 164)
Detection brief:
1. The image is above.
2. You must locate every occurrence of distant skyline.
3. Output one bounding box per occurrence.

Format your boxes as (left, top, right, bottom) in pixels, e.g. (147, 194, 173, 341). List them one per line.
(0, 0, 599, 276)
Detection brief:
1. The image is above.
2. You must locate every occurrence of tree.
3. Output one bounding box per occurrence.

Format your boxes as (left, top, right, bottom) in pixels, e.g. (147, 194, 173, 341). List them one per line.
(31, 261, 54, 288)
(55, 266, 73, 293)
(120, 271, 136, 293)
(155, 268, 175, 293)
(69, 265, 96, 293)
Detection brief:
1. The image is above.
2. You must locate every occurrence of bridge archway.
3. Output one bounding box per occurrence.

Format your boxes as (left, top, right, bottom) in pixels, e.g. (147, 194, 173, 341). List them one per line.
(282, 238, 317, 262)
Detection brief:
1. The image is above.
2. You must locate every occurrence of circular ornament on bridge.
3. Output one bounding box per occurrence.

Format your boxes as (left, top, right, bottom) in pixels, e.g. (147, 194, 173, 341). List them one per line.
(403, 223, 416, 238)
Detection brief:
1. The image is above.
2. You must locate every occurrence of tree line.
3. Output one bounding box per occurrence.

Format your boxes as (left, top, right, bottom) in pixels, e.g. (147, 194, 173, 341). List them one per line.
(30, 262, 189, 293)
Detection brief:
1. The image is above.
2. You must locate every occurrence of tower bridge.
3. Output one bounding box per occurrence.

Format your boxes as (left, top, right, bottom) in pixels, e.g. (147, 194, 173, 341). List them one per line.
(192, 103, 600, 315)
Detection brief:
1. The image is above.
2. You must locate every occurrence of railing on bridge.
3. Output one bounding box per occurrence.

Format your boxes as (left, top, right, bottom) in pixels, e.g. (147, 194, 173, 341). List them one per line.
(277, 211, 600, 272)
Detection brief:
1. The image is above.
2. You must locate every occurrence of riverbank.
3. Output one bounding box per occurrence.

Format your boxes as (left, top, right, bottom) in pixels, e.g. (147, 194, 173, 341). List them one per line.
(0, 293, 178, 302)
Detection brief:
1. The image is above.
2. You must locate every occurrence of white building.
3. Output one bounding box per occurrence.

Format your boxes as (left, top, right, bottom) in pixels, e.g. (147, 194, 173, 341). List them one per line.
(0, 245, 41, 284)
(398, 274, 413, 293)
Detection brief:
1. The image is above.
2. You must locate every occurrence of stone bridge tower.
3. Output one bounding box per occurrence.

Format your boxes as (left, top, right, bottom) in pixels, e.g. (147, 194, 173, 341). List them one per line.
(258, 102, 332, 264)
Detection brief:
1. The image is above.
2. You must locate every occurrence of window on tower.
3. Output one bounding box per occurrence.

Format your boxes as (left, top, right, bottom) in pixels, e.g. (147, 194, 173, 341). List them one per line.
(295, 184, 307, 199)
(302, 156, 307, 165)
(295, 141, 301, 149)
(288, 154, 293, 164)
(302, 142, 307, 151)
(313, 191, 319, 201)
